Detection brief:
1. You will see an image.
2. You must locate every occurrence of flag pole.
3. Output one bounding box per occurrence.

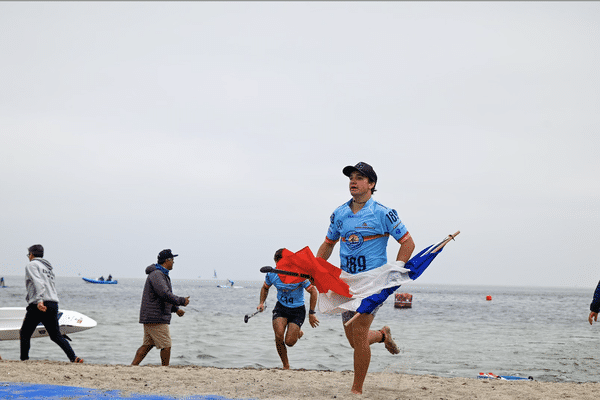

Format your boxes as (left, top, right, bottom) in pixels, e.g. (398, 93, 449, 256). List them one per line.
(259, 266, 314, 283)
(344, 312, 361, 327)
(430, 231, 460, 253)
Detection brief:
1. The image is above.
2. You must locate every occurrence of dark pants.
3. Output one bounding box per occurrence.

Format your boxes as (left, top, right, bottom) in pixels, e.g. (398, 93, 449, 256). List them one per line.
(20, 301, 76, 362)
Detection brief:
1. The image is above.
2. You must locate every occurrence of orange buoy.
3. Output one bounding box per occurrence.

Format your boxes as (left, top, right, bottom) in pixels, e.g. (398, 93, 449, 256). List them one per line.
(486, 295, 492, 301)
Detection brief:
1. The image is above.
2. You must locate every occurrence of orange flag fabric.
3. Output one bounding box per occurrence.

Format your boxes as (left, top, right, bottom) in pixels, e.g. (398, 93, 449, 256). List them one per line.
(275, 247, 351, 298)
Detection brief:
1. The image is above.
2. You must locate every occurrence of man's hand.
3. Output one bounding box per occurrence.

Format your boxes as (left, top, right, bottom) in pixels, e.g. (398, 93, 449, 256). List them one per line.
(37, 301, 47, 312)
(257, 303, 266, 312)
(183, 297, 190, 306)
(589, 311, 598, 325)
(309, 314, 319, 328)
(176, 309, 185, 317)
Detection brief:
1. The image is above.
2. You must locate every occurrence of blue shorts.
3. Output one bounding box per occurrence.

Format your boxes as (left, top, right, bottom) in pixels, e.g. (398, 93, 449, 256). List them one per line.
(272, 301, 306, 328)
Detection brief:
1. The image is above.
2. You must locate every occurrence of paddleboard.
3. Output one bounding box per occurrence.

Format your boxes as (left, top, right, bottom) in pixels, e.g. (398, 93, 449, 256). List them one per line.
(0, 307, 97, 341)
(82, 277, 118, 284)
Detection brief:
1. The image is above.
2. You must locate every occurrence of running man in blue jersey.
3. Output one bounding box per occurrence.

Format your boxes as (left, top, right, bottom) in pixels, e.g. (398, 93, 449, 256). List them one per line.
(316, 162, 416, 395)
(257, 248, 319, 369)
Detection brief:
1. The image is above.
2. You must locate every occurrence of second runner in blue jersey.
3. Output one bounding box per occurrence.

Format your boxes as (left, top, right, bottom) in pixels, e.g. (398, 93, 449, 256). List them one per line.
(257, 249, 319, 370)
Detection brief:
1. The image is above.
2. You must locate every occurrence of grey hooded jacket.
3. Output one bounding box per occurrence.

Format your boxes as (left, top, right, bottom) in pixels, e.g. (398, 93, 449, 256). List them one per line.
(139, 264, 187, 324)
(25, 258, 59, 305)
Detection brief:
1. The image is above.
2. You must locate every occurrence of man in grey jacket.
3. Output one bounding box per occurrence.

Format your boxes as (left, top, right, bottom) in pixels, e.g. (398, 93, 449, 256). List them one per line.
(131, 249, 190, 366)
(20, 244, 83, 363)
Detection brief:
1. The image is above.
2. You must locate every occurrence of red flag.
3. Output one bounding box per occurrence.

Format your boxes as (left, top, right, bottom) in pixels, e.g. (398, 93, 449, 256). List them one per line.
(275, 248, 306, 284)
(275, 247, 351, 297)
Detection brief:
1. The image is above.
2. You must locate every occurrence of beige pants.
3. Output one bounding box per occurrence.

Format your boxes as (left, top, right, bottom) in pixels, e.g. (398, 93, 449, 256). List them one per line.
(142, 324, 172, 349)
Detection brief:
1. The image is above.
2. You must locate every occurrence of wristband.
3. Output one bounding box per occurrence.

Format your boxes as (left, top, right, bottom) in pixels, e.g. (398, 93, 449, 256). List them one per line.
(309, 309, 316, 315)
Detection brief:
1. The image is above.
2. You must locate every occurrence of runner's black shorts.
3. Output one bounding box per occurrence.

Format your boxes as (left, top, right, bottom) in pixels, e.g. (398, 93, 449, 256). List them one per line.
(272, 301, 306, 328)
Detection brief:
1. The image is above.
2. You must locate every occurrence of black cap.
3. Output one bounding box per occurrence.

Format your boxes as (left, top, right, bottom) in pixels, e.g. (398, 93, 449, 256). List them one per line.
(342, 162, 377, 184)
(157, 249, 178, 264)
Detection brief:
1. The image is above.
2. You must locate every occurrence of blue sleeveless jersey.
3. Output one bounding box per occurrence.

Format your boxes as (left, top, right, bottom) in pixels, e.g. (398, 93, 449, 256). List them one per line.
(265, 272, 311, 308)
(325, 198, 409, 274)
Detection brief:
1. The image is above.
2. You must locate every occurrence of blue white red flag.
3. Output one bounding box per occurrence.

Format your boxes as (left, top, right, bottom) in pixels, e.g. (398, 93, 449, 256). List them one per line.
(319, 231, 460, 317)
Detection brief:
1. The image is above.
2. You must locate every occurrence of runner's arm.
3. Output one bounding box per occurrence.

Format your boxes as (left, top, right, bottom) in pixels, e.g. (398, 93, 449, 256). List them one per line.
(396, 234, 415, 263)
(317, 240, 336, 261)
(258, 282, 270, 312)
(590, 280, 600, 313)
(307, 285, 319, 328)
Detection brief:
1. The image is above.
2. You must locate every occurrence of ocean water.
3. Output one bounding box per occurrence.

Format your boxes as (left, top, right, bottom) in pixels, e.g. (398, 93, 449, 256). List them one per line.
(1, 276, 599, 383)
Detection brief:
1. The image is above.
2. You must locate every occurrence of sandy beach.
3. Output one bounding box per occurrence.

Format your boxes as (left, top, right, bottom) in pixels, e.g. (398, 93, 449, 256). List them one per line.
(0, 360, 598, 400)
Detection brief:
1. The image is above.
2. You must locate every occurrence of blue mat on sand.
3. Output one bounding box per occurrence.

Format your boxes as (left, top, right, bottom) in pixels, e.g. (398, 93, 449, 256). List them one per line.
(0, 382, 254, 400)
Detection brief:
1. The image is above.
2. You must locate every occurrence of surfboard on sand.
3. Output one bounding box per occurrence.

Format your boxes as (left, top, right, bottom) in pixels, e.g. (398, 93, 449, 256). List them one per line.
(0, 307, 97, 341)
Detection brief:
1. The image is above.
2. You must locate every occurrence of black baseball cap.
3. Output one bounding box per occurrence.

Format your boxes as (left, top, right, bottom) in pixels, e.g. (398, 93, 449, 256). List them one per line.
(342, 162, 377, 184)
(157, 249, 178, 263)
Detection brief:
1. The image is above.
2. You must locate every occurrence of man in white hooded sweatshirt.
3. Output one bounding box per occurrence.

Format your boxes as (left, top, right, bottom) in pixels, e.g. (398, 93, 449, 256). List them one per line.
(20, 244, 83, 363)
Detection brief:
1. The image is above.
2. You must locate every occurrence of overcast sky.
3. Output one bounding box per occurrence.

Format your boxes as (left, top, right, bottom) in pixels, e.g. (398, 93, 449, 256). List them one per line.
(1, 2, 598, 288)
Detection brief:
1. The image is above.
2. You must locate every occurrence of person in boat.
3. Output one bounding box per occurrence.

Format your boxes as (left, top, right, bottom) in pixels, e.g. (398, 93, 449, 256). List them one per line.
(589, 280, 600, 325)
(107, 274, 112, 281)
(0, 277, 5, 287)
(257, 248, 319, 370)
(20, 244, 84, 363)
(131, 249, 190, 367)
(316, 162, 415, 395)
(98, 276, 105, 281)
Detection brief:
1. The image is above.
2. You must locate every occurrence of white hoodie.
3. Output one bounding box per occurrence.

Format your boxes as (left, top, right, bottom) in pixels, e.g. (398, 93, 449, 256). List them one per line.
(25, 258, 59, 305)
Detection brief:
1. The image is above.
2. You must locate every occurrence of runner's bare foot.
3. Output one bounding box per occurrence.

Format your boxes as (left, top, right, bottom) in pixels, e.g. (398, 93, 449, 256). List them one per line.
(381, 326, 400, 354)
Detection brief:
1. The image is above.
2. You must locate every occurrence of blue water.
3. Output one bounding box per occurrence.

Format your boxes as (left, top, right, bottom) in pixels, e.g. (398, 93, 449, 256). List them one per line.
(1, 276, 599, 383)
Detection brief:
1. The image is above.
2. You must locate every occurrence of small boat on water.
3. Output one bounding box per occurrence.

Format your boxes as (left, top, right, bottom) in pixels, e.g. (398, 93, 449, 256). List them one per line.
(394, 293, 413, 308)
(82, 277, 118, 284)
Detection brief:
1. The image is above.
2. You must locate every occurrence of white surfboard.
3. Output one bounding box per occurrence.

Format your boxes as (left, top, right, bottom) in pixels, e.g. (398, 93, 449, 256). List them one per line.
(0, 307, 97, 341)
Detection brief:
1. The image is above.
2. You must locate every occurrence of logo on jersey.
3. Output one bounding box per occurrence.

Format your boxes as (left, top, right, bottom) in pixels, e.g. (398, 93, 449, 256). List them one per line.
(330, 213, 335, 224)
(356, 222, 375, 230)
(336, 220, 344, 230)
(344, 230, 364, 250)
